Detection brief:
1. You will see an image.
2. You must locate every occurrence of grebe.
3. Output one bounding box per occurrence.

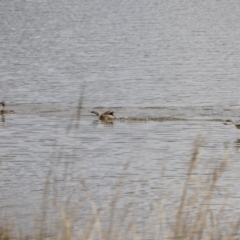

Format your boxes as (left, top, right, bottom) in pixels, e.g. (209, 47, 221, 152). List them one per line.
(0, 101, 14, 114)
(90, 110, 115, 121)
(224, 119, 240, 129)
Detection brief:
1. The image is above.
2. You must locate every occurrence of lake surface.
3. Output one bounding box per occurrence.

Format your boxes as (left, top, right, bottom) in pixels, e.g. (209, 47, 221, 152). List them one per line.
(1, 0, 240, 236)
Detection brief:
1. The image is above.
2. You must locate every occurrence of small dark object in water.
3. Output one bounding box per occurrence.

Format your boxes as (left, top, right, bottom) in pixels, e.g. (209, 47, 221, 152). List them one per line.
(224, 119, 240, 129)
(0, 101, 14, 114)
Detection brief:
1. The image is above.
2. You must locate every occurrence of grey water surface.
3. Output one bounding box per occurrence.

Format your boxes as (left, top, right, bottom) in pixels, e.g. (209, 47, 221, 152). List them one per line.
(1, 0, 240, 234)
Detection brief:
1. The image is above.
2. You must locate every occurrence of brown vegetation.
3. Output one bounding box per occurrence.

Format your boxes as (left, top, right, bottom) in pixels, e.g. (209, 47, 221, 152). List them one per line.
(1, 137, 239, 240)
(1, 96, 239, 239)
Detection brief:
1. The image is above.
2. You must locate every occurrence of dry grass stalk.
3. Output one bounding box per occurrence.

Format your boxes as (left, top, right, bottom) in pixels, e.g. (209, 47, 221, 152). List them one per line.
(2, 94, 240, 240)
(2, 137, 238, 240)
(0, 226, 11, 240)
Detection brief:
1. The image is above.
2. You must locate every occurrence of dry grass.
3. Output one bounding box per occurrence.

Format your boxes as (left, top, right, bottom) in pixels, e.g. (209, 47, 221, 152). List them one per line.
(1, 95, 240, 239)
(2, 139, 238, 240)
(0, 226, 11, 240)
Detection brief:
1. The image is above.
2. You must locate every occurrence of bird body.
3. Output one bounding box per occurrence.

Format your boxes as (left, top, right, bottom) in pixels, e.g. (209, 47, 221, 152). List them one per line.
(91, 110, 115, 121)
(0, 101, 14, 114)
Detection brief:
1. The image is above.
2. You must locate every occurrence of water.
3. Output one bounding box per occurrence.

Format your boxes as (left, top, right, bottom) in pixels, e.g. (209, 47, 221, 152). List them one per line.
(1, 0, 240, 235)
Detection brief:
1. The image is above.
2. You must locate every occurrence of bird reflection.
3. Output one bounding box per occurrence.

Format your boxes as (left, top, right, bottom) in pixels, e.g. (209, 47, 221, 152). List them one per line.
(224, 139, 240, 151)
(234, 139, 240, 150)
(92, 119, 114, 126)
(103, 121, 114, 126)
(0, 113, 5, 122)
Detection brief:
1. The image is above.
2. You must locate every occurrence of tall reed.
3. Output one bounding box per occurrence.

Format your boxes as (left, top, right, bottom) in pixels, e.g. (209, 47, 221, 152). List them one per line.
(0, 95, 239, 239)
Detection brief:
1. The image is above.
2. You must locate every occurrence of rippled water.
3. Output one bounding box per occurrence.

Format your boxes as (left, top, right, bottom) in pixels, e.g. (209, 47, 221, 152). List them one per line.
(1, 0, 240, 234)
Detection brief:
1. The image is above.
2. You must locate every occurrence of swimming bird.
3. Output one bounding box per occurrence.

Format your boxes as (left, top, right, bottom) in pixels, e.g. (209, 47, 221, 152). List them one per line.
(90, 110, 115, 121)
(0, 101, 14, 114)
(224, 119, 240, 129)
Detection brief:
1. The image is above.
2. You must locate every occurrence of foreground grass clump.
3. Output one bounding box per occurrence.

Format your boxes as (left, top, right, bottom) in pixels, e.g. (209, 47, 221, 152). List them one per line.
(1, 96, 239, 239)
(2, 137, 240, 240)
(0, 226, 12, 240)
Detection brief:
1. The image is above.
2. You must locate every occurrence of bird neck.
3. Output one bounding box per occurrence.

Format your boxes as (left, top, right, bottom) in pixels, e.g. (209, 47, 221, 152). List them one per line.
(92, 111, 100, 116)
